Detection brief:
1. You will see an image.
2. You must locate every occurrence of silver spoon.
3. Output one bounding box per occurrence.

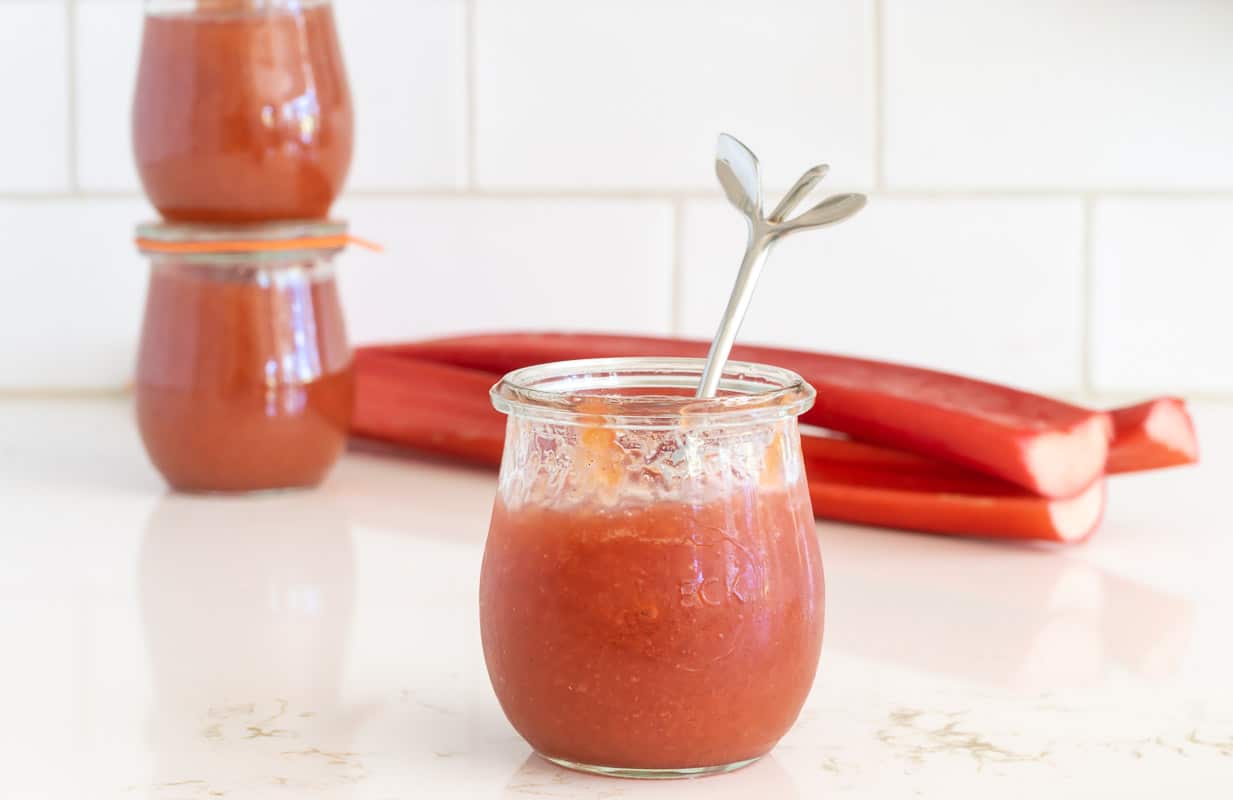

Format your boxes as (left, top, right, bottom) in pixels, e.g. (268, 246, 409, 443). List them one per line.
(696, 134, 867, 398)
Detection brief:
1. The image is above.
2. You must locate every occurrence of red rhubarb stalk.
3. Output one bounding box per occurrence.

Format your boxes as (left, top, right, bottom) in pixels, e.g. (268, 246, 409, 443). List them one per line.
(804, 455, 1105, 544)
(801, 434, 1106, 541)
(350, 354, 1103, 542)
(1106, 398, 1199, 475)
(804, 400, 1200, 479)
(364, 333, 1112, 498)
(801, 432, 968, 476)
(352, 350, 506, 467)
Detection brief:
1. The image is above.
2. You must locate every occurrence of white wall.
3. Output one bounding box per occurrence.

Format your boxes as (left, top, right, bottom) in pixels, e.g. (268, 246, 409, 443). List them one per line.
(3, 0, 1231, 398)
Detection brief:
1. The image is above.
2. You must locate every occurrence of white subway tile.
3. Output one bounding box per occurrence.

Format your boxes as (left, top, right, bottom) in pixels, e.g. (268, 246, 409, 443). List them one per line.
(1092, 198, 1233, 394)
(474, 0, 874, 191)
(335, 197, 674, 344)
(680, 196, 1084, 392)
(884, 0, 1233, 189)
(335, 0, 468, 190)
(76, 0, 144, 193)
(0, 199, 153, 390)
(0, 1, 69, 192)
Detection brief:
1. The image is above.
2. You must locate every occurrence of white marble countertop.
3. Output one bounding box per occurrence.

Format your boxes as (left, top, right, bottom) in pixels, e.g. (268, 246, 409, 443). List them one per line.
(2, 398, 1231, 799)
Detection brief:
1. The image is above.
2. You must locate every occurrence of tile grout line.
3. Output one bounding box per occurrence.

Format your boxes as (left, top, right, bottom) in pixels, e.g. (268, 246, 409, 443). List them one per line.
(871, 0, 885, 191)
(1080, 194, 1095, 398)
(463, 0, 478, 189)
(66, 0, 80, 194)
(7, 188, 1233, 203)
(0, 388, 131, 401)
(669, 199, 685, 335)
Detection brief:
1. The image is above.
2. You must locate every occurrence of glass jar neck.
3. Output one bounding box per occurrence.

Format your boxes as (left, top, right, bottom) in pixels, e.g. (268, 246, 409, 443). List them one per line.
(492, 357, 815, 431)
(492, 358, 813, 511)
(149, 253, 338, 286)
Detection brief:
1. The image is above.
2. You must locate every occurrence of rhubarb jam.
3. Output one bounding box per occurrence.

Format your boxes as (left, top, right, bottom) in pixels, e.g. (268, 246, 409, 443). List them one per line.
(133, 0, 353, 222)
(135, 222, 354, 493)
(479, 359, 824, 777)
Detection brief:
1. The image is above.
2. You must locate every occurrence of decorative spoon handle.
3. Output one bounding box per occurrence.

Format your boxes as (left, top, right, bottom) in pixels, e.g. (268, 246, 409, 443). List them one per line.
(696, 133, 867, 398)
(696, 225, 772, 398)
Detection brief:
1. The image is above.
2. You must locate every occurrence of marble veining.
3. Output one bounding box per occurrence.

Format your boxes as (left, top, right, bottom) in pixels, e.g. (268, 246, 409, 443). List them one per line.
(876, 708, 1050, 768)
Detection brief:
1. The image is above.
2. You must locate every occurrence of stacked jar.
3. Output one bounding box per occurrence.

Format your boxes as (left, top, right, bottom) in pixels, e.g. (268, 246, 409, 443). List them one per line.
(132, 0, 357, 493)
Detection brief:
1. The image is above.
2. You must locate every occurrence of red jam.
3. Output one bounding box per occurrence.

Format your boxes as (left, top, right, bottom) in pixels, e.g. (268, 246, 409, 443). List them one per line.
(135, 243, 353, 493)
(480, 481, 824, 770)
(133, 1, 353, 222)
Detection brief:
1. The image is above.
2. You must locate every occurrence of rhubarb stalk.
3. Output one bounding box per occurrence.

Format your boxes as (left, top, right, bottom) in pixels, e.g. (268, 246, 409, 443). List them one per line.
(365, 333, 1113, 498)
(1106, 398, 1199, 474)
(350, 353, 1104, 543)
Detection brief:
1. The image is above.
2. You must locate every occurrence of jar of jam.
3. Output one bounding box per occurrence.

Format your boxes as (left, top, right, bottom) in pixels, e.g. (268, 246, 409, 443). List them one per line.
(132, 0, 353, 222)
(134, 220, 357, 493)
(479, 358, 825, 778)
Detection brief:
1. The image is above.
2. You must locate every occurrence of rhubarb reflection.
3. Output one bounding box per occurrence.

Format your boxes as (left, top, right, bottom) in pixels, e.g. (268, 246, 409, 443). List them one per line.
(820, 523, 1192, 688)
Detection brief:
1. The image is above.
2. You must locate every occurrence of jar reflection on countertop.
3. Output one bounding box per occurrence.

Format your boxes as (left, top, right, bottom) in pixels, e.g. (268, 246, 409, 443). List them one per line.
(134, 220, 355, 493)
(133, 0, 353, 222)
(139, 493, 360, 791)
(139, 492, 356, 704)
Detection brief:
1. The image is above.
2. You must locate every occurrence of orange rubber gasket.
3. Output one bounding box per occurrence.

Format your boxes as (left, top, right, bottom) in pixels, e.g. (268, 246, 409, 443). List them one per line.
(135, 235, 383, 254)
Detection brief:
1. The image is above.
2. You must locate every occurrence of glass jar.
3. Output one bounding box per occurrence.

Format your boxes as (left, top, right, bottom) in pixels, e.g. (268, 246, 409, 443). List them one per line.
(134, 220, 355, 493)
(132, 0, 353, 222)
(479, 358, 825, 778)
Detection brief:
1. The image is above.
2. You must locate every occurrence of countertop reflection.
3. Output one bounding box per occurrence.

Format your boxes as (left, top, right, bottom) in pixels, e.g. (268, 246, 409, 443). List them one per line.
(503, 753, 799, 799)
(821, 522, 1193, 689)
(140, 494, 359, 798)
(1, 398, 1231, 799)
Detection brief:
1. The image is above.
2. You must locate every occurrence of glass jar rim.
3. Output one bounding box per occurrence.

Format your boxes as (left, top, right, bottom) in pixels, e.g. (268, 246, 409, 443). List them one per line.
(137, 219, 347, 249)
(134, 219, 369, 264)
(491, 357, 816, 429)
(144, 0, 333, 15)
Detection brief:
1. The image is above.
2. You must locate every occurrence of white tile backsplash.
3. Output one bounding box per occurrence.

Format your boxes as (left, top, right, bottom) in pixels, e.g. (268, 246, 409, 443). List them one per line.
(3, 1, 1232, 396)
(76, 0, 143, 193)
(1092, 198, 1233, 395)
(883, 0, 1233, 190)
(680, 196, 1085, 392)
(335, 0, 468, 190)
(0, 198, 153, 389)
(474, 0, 875, 191)
(335, 197, 675, 344)
(0, 1, 69, 192)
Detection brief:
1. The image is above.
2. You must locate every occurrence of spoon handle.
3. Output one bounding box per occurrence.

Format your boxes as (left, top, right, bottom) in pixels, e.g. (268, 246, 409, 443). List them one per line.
(697, 134, 865, 398)
(695, 229, 772, 398)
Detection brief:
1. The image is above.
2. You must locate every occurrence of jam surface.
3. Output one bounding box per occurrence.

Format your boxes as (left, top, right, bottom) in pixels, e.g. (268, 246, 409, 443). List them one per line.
(133, 3, 353, 222)
(480, 480, 824, 769)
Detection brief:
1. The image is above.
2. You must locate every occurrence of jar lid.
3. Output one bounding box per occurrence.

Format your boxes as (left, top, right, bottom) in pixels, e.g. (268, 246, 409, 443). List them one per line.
(135, 219, 381, 256)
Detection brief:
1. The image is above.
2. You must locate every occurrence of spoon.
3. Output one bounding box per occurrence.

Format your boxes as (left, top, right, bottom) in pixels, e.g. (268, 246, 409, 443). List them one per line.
(696, 134, 867, 398)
